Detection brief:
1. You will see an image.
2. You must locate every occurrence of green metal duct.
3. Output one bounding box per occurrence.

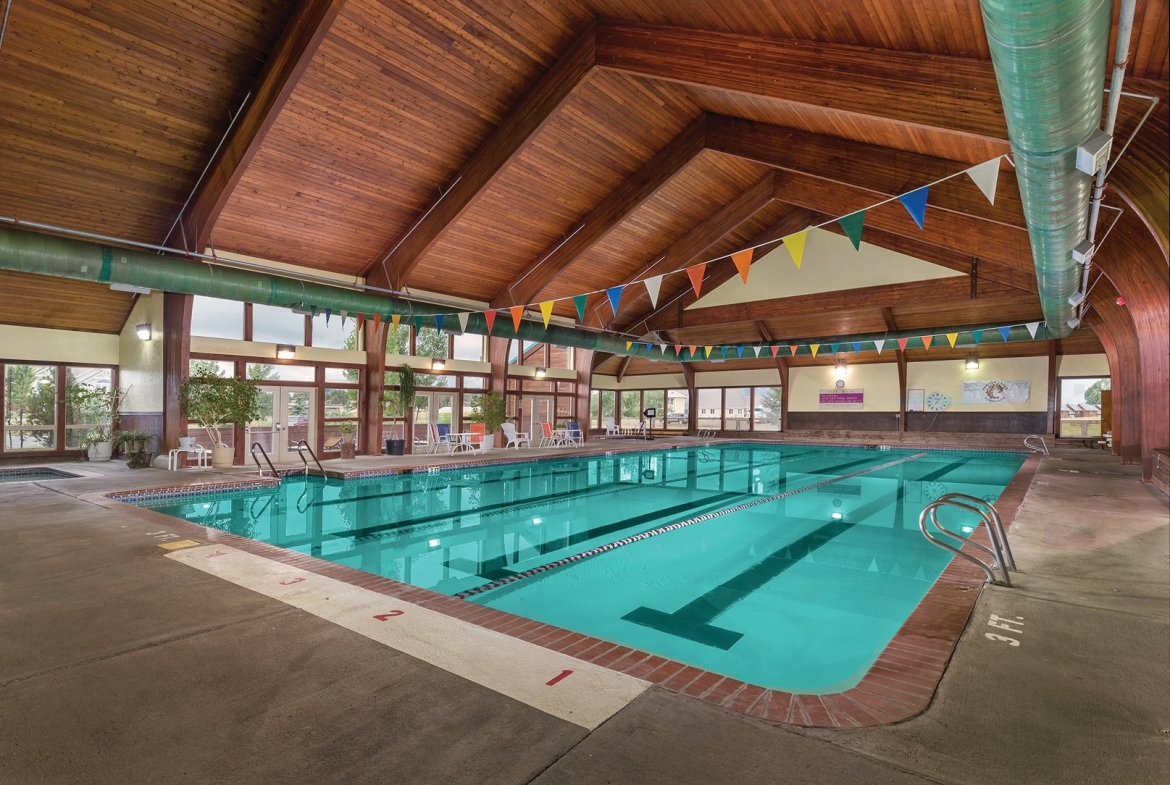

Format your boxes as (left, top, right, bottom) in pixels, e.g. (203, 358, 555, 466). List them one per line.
(0, 224, 633, 357)
(979, 0, 1111, 337)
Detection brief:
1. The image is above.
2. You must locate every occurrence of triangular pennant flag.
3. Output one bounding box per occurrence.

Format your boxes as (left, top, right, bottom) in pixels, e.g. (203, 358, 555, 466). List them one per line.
(731, 249, 753, 283)
(372, 313, 382, 330)
(644, 343, 653, 353)
(688, 345, 697, 359)
(965, 158, 1001, 205)
(838, 211, 866, 250)
(720, 346, 729, 358)
(998, 326, 1011, 342)
(643, 275, 664, 308)
(971, 330, 983, 344)
(390, 314, 400, 332)
(1026, 322, 1040, 338)
(626, 341, 633, 351)
(789, 344, 798, 356)
(509, 306, 524, 333)
(606, 286, 623, 316)
(736, 346, 745, 358)
(457, 312, 470, 332)
(539, 301, 555, 328)
(830, 344, 840, 355)
(898, 186, 929, 230)
(810, 344, 820, 357)
(852, 342, 862, 353)
(356, 313, 365, 332)
(412, 315, 423, 332)
(433, 314, 444, 333)
(704, 345, 714, 359)
(325, 308, 332, 326)
(658, 343, 667, 357)
(875, 339, 885, 354)
(921, 335, 933, 351)
(674, 344, 683, 358)
(686, 264, 706, 298)
(771, 345, 780, 357)
(897, 337, 909, 352)
(484, 310, 497, 333)
(572, 294, 588, 323)
(783, 230, 808, 269)
(340, 310, 348, 327)
(946, 332, 958, 348)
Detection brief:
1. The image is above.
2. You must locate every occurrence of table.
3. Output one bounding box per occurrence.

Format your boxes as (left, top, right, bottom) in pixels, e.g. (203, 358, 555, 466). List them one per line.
(167, 445, 209, 471)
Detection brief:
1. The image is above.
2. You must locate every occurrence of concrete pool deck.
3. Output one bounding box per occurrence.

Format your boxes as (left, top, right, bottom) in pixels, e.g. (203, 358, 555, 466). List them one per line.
(1, 446, 1166, 784)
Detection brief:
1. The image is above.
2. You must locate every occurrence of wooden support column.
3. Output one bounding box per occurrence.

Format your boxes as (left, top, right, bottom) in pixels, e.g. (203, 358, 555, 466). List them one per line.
(489, 336, 510, 396)
(778, 357, 790, 432)
(681, 363, 697, 434)
(897, 352, 908, 432)
(361, 319, 388, 456)
(1046, 341, 1058, 436)
(162, 292, 192, 453)
(574, 349, 594, 441)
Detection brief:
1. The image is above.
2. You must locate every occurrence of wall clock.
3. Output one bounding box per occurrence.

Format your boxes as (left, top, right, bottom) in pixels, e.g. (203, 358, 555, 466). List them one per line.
(925, 391, 950, 411)
(835, 379, 845, 388)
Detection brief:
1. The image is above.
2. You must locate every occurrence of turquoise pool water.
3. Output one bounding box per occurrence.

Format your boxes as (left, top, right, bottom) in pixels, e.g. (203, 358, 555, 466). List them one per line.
(135, 444, 1025, 692)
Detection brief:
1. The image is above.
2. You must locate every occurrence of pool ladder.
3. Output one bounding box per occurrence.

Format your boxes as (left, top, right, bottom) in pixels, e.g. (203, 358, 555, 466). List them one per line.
(919, 494, 1016, 586)
(250, 440, 325, 479)
(250, 442, 279, 478)
(294, 439, 326, 478)
(1024, 434, 1050, 455)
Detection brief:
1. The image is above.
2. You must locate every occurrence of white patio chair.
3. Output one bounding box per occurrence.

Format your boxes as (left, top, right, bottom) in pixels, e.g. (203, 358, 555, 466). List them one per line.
(603, 417, 619, 436)
(501, 422, 531, 449)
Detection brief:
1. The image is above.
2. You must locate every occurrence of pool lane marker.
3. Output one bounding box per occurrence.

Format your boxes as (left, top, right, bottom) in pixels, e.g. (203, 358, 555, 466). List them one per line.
(456, 452, 929, 600)
(165, 544, 647, 730)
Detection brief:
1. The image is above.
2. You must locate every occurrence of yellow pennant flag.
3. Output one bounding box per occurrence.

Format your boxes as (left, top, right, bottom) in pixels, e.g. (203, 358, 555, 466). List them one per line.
(626, 341, 633, 351)
(390, 314, 401, 332)
(704, 345, 714, 358)
(946, 332, 958, 348)
(731, 249, 753, 283)
(783, 230, 808, 269)
(810, 343, 820, 357)
(539, 301, 555, 328)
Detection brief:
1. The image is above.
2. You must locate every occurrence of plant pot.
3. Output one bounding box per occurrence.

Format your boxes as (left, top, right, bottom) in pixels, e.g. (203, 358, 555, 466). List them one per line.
(87, 441, 113, 462)
(480, 434, 496, 452)
(385, 438, 406, 456)
(340, 441, 356, 459)
(178, 436, 197, 449)
(126, 451, 152, 469)
(210, 444, 235, 468)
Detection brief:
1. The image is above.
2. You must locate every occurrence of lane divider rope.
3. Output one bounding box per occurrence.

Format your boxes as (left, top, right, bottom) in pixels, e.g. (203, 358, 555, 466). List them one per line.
(455, 452, 928, 599)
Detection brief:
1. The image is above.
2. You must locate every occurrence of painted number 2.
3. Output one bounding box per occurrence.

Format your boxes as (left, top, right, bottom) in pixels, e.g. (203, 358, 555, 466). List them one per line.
(984, 613, 1024, 647)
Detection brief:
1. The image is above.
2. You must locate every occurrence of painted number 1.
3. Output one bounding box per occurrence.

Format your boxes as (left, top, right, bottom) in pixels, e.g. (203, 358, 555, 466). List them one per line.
(984, 613, 1024, 646)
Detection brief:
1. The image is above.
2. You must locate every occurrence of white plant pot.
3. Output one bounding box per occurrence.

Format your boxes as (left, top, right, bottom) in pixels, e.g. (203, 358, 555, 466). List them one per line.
(480, 434, 496, 452)
(87, 441, 113, 462)
(211, 444, 235, 468)
(178, 436, 197, 449)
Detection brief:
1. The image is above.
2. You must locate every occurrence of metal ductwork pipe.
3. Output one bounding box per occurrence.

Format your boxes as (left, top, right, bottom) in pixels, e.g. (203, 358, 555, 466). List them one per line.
(0, 225, 637, 357)
(980, 0, 1112, 337)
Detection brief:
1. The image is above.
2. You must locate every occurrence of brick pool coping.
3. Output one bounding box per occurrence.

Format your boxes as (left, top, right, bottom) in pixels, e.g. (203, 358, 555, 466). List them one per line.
(88, 447, 1040, 728)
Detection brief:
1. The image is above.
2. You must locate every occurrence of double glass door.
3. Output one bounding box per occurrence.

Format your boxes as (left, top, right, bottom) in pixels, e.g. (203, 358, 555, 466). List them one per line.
(250, 386, 316, 463)
(413, 391, 455, 445)
(521, 396, 554, 438)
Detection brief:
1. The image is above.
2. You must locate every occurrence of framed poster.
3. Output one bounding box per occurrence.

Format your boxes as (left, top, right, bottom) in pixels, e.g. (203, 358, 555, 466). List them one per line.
(819, 389, 864, 409)
(906, 388, 925, 412)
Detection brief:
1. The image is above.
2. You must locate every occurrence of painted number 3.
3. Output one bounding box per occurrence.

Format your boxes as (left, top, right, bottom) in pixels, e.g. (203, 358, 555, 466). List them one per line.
(984, 614, 1024, 646)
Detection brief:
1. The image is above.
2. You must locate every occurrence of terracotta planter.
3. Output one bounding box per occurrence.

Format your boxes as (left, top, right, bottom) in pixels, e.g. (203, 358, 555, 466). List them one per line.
(211, 444, 234, 468)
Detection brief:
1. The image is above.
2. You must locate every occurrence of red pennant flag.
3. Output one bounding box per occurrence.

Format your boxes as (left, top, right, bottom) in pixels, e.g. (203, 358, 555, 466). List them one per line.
(770, 345, 780, 357)
(509, 306, 524, 333)
(789, 344, 798, 356)
(483, 310, 497, 333)
(921, 335, 933, 351)
(355, 313, 365, 332)
(673, 344, 683, 357)
(372, 313, 382, 330)
(731, 249, 753, 283)
(897, 337, 909, 352)
(687, 264, 707, 298)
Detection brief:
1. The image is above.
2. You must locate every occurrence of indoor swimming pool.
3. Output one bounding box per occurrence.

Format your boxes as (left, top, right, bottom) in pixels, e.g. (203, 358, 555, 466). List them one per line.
(133, 444, 1026, 692)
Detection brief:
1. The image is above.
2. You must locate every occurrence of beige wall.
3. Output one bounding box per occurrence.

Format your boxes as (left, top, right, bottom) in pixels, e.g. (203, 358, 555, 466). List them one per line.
(591, 373, 688, 390)
(695, 368, 782, 388)
(118, 293, 164, 412)
(1056, 353, 1109, 377)
(0, 324, 120, 365)
(907, 356, 1048, 412)
(789, 363, 900, 412)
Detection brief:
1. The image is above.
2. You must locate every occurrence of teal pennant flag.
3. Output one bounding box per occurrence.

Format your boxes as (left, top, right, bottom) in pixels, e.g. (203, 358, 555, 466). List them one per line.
(573, 294, 588, 323)
(838, 211, 866, 250)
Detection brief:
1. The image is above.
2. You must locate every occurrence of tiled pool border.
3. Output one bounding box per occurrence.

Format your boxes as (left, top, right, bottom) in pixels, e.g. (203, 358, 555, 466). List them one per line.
(0, 466, 85, 480)
(93, 445, 1040, 728)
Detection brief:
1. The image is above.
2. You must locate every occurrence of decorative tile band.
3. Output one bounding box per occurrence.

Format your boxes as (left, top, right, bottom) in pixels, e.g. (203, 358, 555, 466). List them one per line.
(0, 466, 82, 479)
(455, 452, 928, 599)
(105, 478, 280, 503)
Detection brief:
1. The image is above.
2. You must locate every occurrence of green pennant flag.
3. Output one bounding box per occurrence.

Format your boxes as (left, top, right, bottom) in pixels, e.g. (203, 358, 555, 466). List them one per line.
(838, 210, 866, 250)
(412, 315, 424, 332)
(572, 294, 588, 323)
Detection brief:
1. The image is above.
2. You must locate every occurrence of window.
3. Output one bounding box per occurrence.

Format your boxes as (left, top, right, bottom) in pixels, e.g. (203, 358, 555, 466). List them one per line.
(191, 296, 244, 340)
(4, 364, 57, 450)
(462, 375, 487, 389)
(452, 332, 484, 362)
(311, 312, 357, 350)
(619, 391, 641, 428)
(643, 390, 664, 430)
(385, 323, 411, 356)
(252, 304, 305, 345)
(190, 359, 235, 378)
(600, 390, 616, 426)
(753, 387, 782, 431)
(246, 363, 315, 382)
(666, 389, 688, 430)
(697, 389, 722, 430)
(1059, 377, 1108, 438)
(324, 366, 360, 384)
(415, 327, 448, 359)
(589, 390, 600, 426)
(64, 366, 113, 448)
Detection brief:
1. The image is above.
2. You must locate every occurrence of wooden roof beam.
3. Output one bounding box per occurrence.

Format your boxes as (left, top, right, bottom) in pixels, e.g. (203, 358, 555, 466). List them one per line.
(180, 0, 347, 253)
(366, 24, 599, 291)
(493, 114, 707, 309)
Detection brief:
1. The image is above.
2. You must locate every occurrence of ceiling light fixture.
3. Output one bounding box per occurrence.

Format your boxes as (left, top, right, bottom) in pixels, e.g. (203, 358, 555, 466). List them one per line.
(276, 344, 296, 360)
(965, 354, 979, 370)
(135, 323, 152, 341)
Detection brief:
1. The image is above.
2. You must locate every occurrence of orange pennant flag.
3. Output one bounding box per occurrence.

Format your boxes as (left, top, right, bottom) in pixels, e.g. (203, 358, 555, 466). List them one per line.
(687, 264, 707, 298)
(483, 310, 497, 333)
(688, 345, 697, 359)
(510, 306, 524, 333)
(789, 344, 798, 356)
(921, 335, 933, 351)
(372, 313, 382, 330)
(731, 249, 753, 283)
(810, 344, 820, 357)
(539, 301, 555, 328)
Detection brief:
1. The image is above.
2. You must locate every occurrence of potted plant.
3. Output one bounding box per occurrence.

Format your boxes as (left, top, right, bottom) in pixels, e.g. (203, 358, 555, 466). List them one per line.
(179, 369, 262, 468)
(112, 429, 155, 469)
(62, 384, 127, 462)
(338, 420, 357, 459)
(471, 390, 506, 452)
(384, 363, 415, 456)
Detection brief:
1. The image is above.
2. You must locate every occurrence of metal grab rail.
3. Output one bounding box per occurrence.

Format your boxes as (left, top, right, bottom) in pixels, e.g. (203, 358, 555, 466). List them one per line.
(695, 429, 717, 439)
(937, 493, 1016, 571)
(250, 442, 279, 478)
(1024, 434, 1050, 455)
(919, 499, 1013, 586)
(294, 439, 326, 477)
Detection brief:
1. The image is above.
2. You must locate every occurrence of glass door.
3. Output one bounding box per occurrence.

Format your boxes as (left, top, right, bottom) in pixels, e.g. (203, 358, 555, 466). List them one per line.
(412, 393, 432, 448)
(522, 396, 554, 437)
(251, 386, 317, 463)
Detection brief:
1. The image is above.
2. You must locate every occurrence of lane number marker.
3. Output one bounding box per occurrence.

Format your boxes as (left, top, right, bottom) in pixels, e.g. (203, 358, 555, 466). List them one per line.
(206, 551, 228, 559)
(373, 611, 405, 621)
(546, 669, 574, 686)
(279, 577, 306, 586)
(984, 613, 1025, 647)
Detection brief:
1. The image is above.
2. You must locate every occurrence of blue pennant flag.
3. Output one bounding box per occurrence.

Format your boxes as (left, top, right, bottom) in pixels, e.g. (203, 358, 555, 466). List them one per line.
(852, 342, 862, 353)
(644, 343, 653, 354)
(324, 308, 332, 326)
(898, 186, 929, 229)
(736, 346, 745, 358)
(433, 314, 444, 333)
(606, 286, 623, 316)
(998, 326, 1011, 342)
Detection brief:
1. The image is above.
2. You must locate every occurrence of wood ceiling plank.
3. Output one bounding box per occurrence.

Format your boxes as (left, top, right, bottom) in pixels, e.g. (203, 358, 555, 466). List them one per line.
(0, 271, 134, 334)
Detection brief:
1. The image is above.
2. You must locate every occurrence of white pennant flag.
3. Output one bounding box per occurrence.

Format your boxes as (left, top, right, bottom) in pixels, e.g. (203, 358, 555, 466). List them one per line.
(340, 310, 348, 327)
(875, 339, 885, 354)
(965, 158, 1001, 205)
(658, 343, 667, 356)
(1025, 321, 1040, 338)
(457, 312, 470, 332)
(644, 275, 664, 308)
(753, 346, 764, 358)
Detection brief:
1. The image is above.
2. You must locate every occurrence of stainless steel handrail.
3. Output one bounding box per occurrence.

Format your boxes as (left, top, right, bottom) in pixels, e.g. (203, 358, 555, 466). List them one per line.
(918, 499, 1012, 586)
(1024, 434, 1050, 455)
(294, 439, 326, 477)
(937, 493, 1016, 571)
(250, 442, 279, 478)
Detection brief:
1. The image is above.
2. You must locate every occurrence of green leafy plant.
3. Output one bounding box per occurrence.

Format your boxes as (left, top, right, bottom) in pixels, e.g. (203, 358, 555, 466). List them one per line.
(112, 429, 155, 468)
(179, 370, 262, 447)
(471, 390, 507, 436)
(62, 384, 127, 449)
(337, 420, 357, 437)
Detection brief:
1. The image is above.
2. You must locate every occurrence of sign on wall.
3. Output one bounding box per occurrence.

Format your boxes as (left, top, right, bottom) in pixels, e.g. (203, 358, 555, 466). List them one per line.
(819, 389, 864, 409)
(961, 380, 1031, 404)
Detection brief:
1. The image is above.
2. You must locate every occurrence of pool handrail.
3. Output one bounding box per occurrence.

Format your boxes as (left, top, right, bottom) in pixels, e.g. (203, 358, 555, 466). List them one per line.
(250, 441, 279, 478)
(1024, 434, 1050, 455)
(936, 492, 1016, 571)
(294, 439, 325, 477)
(918, 498, 1013, 586)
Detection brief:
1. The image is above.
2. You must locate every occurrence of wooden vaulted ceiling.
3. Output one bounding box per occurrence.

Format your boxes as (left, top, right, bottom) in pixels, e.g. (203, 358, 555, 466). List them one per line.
(0, 0, 1165, 341)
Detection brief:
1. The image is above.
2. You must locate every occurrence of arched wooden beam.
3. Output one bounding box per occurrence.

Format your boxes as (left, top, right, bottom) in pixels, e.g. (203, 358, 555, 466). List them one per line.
(1085, 279, 1142, 465)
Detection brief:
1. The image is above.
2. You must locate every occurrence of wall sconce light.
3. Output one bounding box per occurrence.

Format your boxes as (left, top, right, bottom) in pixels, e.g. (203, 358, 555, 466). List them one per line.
(135, 323, 152, 341)
(535, 367, 548, 378)
(965, 354, 980, 370)
(431, 359, 446, 371)
(276, 344, 296, 360)
(833, 361, 848, 380)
